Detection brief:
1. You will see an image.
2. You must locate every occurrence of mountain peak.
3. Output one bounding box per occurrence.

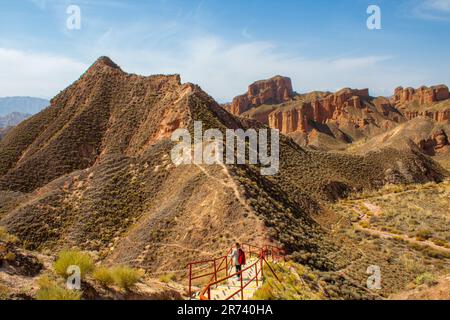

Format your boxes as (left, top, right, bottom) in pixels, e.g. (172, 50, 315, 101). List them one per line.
(78, 56, 124, 81)
(93, 56, 122, 69)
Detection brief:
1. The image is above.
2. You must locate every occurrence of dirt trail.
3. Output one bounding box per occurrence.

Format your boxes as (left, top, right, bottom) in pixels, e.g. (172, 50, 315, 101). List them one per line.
(171, 140, 253, 214)
(194, 162, 253, 214)
(355, 225, 450, 254)
(349, 188, 430, 202)
(354, 202, 450, 254)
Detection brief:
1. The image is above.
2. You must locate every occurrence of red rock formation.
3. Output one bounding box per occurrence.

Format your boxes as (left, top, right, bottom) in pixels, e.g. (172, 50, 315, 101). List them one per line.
(403, 110, 450, 122)
(391, 85, 450, 124)
(433, 130, 449, 150)
(230, 76, 294, 115)
(269, 104, 313, 134)
(391, 85, 449, 106)
(268, 88, 371, 134)
(230, 77, 450, 141)
(418, 129, 450, 155)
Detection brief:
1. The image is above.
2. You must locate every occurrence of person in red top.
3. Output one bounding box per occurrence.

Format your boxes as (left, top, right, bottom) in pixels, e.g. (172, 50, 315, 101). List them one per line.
(230, 243, 246, 280)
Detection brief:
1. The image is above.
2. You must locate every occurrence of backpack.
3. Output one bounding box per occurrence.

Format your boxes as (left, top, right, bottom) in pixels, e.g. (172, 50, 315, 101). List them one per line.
(238, 249, 246, 265)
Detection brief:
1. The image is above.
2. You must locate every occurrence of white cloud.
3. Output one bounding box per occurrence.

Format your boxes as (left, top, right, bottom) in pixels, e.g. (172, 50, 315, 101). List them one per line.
(0, 24, 437, 101)
(0, 48, 87, 98)
(28, 0, 132, 10)
(6, 1, 438, 101)
(28, 0, 48, 10)
(426, 0, 450, 11)
(84, 30, 426, 101)
(0, 37, 429, 102)
(241, 28, 252, 40)
(412, 0, 450, 20)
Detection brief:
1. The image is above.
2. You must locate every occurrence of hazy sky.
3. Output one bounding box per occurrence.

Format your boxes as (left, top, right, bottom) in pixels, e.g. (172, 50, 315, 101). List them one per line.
(0, 0, 449, 102)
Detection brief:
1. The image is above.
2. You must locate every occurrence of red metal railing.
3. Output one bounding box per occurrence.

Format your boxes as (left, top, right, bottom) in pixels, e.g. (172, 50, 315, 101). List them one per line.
(186, 254, 229, 299)
(186, 243, 284, 300)
(261, 244, 285, 262)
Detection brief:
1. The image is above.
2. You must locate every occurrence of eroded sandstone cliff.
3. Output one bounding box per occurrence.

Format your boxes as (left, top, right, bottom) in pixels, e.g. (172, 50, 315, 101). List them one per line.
(268, 88, 372, 134)
(230, 76, 294, 115)
(227, 77, 450, 149)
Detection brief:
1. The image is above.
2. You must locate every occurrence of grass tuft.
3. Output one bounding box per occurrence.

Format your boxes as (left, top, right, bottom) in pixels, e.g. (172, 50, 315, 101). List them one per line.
(35, 276, 81, 300)
(92, 267, 115, 286)
(0, 227, 18, 243)
(159, 273, 177, 283)
(415, 273, 438, 287)
(54, 250, 94, 279)
(92, 265, 143, 289)
(110, 266, 143, 289)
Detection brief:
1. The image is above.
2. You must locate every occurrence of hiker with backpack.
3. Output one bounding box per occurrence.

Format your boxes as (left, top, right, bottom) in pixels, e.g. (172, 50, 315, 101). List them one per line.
(230, 243, 246, 280)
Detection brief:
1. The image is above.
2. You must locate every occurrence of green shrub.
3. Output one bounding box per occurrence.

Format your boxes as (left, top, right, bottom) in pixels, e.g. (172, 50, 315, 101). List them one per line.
(159, 273, 177, 283)
(0, 284, 10, 300)
(253, 285, 275, 300)
(0, 227, 18, 243)
(359, 221, 370, 228)
(54, 250, 94, 279)
(92, 267, 115, 286)
(92, 266, 143, 289)
(415, 228, 433, 241)
(423, 248, 449, 259)
(4, 252, 16, 262)
(35, 276, 81, 300)
(415, 273, 438, 287)
(110, 266, 143, 289)
(431, 238, 447, 247)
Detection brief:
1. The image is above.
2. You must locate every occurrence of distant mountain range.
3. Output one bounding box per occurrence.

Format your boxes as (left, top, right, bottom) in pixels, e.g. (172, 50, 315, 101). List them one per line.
(0, 96, 49, 117)
(0, 112, 31, 128)
(0, 128, 9, 139)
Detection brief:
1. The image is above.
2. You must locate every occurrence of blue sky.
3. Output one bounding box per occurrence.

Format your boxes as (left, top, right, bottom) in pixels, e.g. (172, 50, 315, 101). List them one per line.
(0, 0, 449, 102)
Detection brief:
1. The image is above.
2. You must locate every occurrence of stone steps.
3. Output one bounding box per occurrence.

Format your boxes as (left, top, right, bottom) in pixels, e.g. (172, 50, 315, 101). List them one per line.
(192, 258, 263, 300)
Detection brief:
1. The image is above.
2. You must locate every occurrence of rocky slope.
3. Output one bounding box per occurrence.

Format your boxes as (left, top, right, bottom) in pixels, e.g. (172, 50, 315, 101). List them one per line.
(347, 117, 450, 156)
(0, 238, 184, 300)
(0, 57, 191, 192)
(390, 276, 450, 300)
(0, 57, 271, 275)
(0, 57, 447, 300)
